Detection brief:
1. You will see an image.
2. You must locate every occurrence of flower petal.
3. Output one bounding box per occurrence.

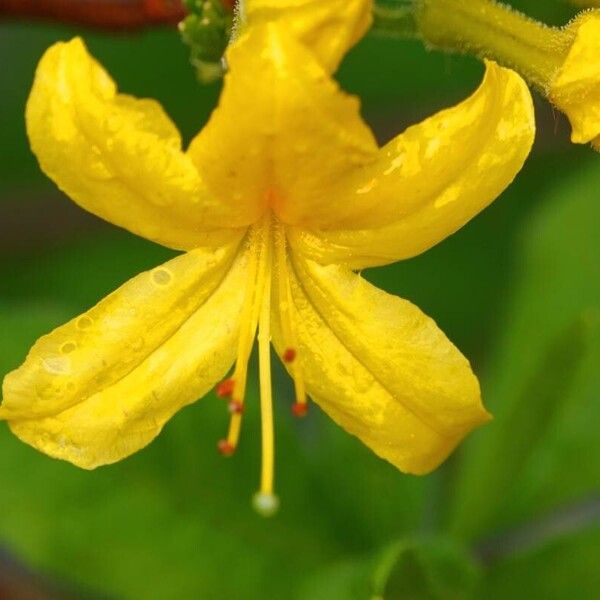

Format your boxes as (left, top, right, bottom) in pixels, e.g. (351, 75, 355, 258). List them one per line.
(550, 11, 600, 147)
(244, 0, 372, 73)
(272, 249, 490, 474)
(1, 239, 249, 468)
(27, 37, 245, 250)
(188, 23, 378, 227)
(287, 61, 535, 268)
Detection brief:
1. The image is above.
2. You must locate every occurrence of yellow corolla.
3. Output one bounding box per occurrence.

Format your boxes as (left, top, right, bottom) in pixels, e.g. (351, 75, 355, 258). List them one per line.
(549, 10, 600, 150)
(0, 1, 535, 512)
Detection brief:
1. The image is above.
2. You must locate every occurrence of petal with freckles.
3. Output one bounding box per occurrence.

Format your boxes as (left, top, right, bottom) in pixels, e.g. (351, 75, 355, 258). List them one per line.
(288, 62, 535, 268)
(27, 37, 246, 250)
(272, 249, 490, 474)
(188, 24, 378, 227)
(0, 239, 250, 468)
(245, 0, 372, 73)
(550, 11, 600, 147)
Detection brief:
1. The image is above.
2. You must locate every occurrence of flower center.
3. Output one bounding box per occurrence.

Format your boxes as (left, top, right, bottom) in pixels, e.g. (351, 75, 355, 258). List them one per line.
(215, 214, 307, 516)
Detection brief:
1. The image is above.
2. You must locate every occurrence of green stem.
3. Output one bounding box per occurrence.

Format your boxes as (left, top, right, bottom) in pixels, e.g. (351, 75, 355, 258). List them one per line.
(413, 0, 574, 90)
(372, 4, 419, 39)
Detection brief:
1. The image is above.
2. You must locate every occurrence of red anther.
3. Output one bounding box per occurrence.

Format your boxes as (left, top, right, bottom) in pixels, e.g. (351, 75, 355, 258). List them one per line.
(282, 348, 297, 363)
(216, 378, 235, 398)
(292, 402, 308, 418)
(228, 399, 244, 414)
(217, 439, 235, 456)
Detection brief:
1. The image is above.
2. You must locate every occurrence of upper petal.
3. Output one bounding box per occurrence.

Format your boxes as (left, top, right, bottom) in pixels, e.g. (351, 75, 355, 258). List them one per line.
(188, 23, 378, 228)
(550, 11, 600, 147)
(1, 239, 250, 468)
(271, 247, 490, 474)
(244, 0, 373, 73)
(27, 37, 245, 250)
(288, 61, 535, 268)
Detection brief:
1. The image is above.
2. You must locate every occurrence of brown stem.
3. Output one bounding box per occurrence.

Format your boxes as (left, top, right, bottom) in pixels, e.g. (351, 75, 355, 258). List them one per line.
(0, 0, 186, 30)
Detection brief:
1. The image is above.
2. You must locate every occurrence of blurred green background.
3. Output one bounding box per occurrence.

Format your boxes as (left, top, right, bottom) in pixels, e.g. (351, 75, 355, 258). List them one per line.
(0, 1, 599, 598)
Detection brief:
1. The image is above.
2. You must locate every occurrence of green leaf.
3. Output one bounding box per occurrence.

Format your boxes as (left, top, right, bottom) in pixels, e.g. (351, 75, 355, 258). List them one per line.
(298, 557, 376, 600)
(298, 537, 479, 600)
(449, 157, 600, 541)
(373, 538, 480, 600)
(480, 524, 600, 599)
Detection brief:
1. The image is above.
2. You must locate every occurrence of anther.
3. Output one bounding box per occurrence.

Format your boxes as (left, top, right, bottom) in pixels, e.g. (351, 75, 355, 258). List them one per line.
(228, 399, 244, 414)
(282, 348, 296, 363)
(216, 378, 235, 398)
(217, 439, 235, 456)
(252, 492, 280, 517)
(291, 402, 308, 418)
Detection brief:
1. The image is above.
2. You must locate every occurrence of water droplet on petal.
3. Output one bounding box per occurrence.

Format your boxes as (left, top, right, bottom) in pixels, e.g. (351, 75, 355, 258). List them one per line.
(61, 341, 77, 354)
(77, 316, 93, 330)
(152, 268, 172, 286)
(41, 356, 70, 375)
(36, 381, 62, 400)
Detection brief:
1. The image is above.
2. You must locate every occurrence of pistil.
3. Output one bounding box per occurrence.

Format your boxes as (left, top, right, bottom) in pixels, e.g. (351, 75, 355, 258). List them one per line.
(253, 250, 279, 516)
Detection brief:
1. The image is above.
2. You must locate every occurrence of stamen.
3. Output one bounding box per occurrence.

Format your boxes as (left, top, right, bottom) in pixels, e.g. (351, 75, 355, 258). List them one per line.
(228, 399, 244, 414)
(216, 378, 235, 398)
(217, 439, 235, 456)
(223, 223, 270, 450)
(291, 402, 308, 418)
(282, 348, 296, 363)
(274, 225, 308, 415)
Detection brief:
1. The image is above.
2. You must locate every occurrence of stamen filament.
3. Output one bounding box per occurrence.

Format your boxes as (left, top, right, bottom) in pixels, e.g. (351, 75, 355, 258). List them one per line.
(226, 220, 270, 448)
(274, 225, 307, 413)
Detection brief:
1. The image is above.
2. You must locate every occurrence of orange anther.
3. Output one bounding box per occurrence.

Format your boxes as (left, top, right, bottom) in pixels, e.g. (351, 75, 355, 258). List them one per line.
(291, 402, 308, 418)
(217, 439, 235, 456)
(282, 348, 296, 363)
(228, 400, 244, 414)
(216, 378, 235, 398)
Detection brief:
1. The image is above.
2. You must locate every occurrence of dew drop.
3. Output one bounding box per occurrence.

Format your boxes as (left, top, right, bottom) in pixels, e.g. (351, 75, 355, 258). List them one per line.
(77, 315, 93, 330)
(61, 341, 77, 354)
(35, 381, 62, 400)
(152, 268, 172, 286)
(41, 356, 70, 375)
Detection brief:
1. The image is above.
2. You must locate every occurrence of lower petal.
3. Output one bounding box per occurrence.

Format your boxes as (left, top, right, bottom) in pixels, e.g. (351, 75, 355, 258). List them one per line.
(272, 250, 490, 474)
(1, 239, 250, 468)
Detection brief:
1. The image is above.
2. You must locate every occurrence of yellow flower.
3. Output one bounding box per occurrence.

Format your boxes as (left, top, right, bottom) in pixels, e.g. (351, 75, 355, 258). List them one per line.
(0, 3, 534, 510)
(549, 10, 600, 150)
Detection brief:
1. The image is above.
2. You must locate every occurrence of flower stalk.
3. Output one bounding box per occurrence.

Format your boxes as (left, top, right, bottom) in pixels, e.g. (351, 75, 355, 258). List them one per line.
(414, 0, 575, 91)
(374, 0, 575, 91)
(374, 0, 600, 149)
